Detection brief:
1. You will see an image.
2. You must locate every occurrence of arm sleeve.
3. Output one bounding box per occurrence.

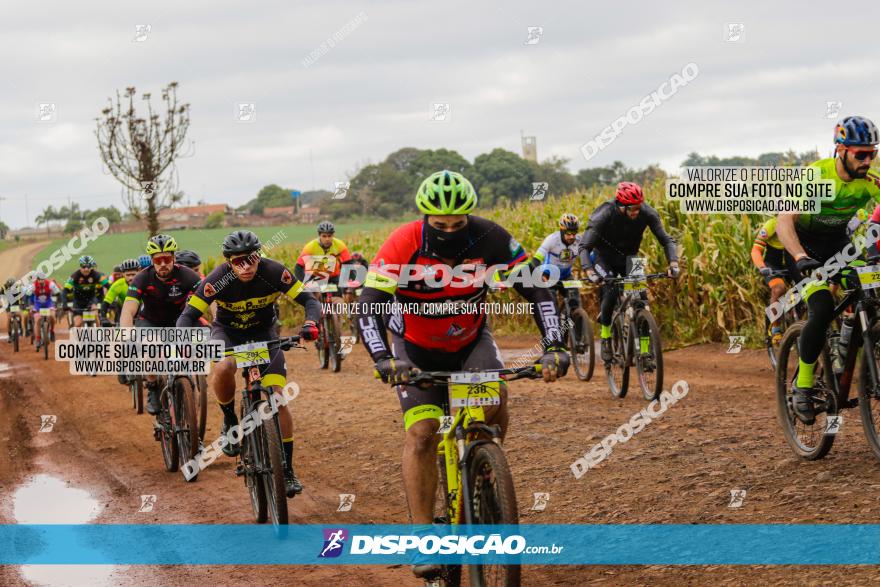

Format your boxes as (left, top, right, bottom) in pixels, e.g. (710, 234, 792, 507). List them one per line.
(176, 305, 202, 328)
(293, 263, 305, 283)
(294, 292, 321, 323)
(529, 235, 552, 268)
(648, 210, 678, 263)
(356, 286, 394, 361)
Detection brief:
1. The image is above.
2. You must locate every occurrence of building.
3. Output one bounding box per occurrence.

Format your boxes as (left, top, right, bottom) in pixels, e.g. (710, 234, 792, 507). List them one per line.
(298, 205, 321, 223)
(521, 133, 537, 162)
(263, 206, 296, 218)
(157, 204, 231, 229)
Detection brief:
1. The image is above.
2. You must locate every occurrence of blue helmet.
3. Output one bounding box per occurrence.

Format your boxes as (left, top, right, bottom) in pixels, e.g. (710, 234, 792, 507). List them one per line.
(138, 254, 151, 269)
(834, 116, 879, 146)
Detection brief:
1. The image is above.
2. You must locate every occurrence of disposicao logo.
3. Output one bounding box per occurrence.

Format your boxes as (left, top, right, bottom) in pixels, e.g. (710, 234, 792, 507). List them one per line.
(319, 528, 348, 558)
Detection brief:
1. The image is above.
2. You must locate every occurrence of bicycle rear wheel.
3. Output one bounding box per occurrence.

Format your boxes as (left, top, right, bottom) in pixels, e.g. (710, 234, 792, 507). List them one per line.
(775, 321, 837, 460)
(467, 443, 520, 587)
(174, 377, 200, 482)
(632, 309, 663, 401)
(569, 308, 595, 381)
(606, 317, 629, 399)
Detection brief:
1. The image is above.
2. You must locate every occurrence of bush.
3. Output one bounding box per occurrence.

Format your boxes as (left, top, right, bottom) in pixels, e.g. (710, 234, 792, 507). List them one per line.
(204, 211, 225, 229)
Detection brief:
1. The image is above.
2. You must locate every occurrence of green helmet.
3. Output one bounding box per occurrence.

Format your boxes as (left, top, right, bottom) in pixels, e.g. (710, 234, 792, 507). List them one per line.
(415, 170, 477, 215)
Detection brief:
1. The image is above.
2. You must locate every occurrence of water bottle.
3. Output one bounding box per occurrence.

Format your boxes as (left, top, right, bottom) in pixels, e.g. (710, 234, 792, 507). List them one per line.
(830, 333, 844, 375)
(837, 317, 855, 371)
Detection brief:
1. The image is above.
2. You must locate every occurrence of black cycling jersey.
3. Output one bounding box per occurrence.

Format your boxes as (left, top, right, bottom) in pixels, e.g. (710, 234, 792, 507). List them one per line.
(126, 264, 201, 327)
(65, 270, 110, 304)
(177, 257, 320, 331)
(578, 200, 677, 268)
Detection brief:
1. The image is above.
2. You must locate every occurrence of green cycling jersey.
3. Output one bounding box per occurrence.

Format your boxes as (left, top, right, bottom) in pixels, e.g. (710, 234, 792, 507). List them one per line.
(103, 277, 129, 306)
(796, 157, 880, 234)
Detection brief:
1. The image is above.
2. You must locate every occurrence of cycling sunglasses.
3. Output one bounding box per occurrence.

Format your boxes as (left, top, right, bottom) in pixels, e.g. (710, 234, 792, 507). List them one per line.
(617, 204, 642, 213)
(152, 254, 175, 266)
(847, 147, 878, 161)
(229, 253, 259, 269)
(563, 230, 579, 235)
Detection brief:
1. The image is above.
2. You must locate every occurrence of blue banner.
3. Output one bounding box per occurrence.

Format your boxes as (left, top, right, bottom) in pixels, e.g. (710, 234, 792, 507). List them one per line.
(290, 190, 301, 199)
(1, 524, 878, 565)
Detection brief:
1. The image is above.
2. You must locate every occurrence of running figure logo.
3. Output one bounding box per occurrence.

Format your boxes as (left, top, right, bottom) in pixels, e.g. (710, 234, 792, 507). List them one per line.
(531, 492, 550, 511)
(727, 335, 745, 354)
(319, 528, 349, 558)
(39, 415, 57, 432)
(337, 493, 356, 512)
(530, 182, 548, 201)
(138, 495, 157, 513)
(728, 489, 746, 508)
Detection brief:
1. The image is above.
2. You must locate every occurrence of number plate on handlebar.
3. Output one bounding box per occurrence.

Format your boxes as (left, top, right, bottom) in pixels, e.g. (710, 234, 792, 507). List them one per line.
(83, 311, 97, 321)
(450, 372, 501, 408)
(623, 278, 647, 292)
(857, 265, 880, 290)
(562, 280, 583, 289)
(39, 308, 52, 316)
(9, 305, 20, 313)
(319, 283, 338, 293)
(230, 342, 270, 367)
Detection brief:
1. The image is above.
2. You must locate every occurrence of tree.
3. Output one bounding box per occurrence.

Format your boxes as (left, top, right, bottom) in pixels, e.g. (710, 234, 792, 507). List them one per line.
(0, 221, 8, 240)
(471, 148, 535, 205)
(96, 82, 191, 236)
(84, 206, 122, 225)
(35, 205, 60, 236)
(204, 211, 225, 229)
(529, 156, 576, 197)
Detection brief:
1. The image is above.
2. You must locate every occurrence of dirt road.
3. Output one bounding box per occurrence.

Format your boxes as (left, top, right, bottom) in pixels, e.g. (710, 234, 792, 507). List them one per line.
(3, 323, 880, 585)
(0, 241, 49, 280)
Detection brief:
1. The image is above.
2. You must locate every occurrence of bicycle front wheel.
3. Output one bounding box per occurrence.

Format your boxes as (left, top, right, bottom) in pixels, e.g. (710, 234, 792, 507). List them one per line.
(257, 407, 289, 528)
(317, 319, 330, 369)
(328, 315, 342, 373)
(468, 443, 520, 587)
(196, 375, 208, 441)
(858, 320, 880, 461)
(775, 321, 837, 460)
(174, 377, 200, 482)
(569, 308, 595, 382)
(159, 391, 180, 472)
(41, 319, 49, 360)
(131, 376, 144, 414)
(632, 309, 663, 401)
(433, 451, 462, 587)
(12, 319, 19, 353)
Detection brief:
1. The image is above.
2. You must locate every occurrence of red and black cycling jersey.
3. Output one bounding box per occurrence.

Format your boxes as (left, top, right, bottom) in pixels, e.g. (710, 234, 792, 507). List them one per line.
(578, 200, 677, 268)
(65, 270, 110, 303)
(177, 257, 320, 332)
(126, 264, 201, 327)
(356, 216, 564, 361)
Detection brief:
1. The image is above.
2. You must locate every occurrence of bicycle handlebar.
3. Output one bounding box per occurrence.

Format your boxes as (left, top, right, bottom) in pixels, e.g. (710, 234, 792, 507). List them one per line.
(374, 365, 543, 386)
(222, 335, 303, 357)
(601, 273, 670, 284)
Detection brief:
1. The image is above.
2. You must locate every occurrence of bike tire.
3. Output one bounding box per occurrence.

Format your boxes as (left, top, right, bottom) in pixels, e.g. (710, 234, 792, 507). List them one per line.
(775, 321, 837, 460)
(432, 452, 462, 587)
(159, 388, 180, 472)
(241, 403, 268, 523)
(328, 317, 342, 373)
(132, 376, 144, 415)
(12, 318, 19, 353)
(858, 320, 880, 462)
(633, 309, 663, 401)
(42, 319, 49, 360)
(175, 377, 200, 482)
(317, 319, 329, 369)
(569, 308, 595, 382)
(257, 405, 289, 527)
(196, 375, 208, 441)
(606, 317, 629, 399)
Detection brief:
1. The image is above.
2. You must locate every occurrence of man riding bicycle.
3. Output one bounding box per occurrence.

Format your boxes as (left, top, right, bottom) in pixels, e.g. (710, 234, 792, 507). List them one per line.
(176, 230, 321, 497)
(751, 217, 789, 345)
(27, 272, 63, 348)
(530, 212, 585, 308)
(175, 250, 204, 278)
(64, 256, 110, 327)
(120, 235, 202, 415)
(355, 170, 570, 579)
(778, 115, 880, 424)
(100, 258, 141, 327)
(578, 181, 679, 363)
(294, 221, 352, 291)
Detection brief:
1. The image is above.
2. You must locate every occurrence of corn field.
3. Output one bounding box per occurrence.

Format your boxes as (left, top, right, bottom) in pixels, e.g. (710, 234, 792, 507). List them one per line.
(204, 181, 770, 347)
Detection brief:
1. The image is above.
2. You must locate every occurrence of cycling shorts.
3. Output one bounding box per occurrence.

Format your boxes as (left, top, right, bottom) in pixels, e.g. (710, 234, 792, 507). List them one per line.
(210, 323, 286, 389)
(33, 298, 55, 311)
(391, 327, 504, 431)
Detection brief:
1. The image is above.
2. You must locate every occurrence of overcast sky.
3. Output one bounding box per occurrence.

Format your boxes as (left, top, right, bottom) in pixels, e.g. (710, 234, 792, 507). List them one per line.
(2, 1, 878, 229)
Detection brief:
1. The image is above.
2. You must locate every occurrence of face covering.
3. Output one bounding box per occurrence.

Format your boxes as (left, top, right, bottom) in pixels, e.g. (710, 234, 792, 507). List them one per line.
(424, 219, 470, 259)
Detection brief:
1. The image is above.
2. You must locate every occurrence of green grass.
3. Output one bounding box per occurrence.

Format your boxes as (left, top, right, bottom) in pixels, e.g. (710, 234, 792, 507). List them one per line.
(31, 221, 393, 278)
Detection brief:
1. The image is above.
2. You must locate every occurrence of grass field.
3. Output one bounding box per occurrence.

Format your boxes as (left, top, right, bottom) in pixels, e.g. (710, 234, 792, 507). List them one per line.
(32, 221, 394, 278)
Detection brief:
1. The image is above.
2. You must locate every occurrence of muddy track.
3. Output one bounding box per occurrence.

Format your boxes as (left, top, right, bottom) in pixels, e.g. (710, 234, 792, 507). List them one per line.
(4, 323, 880, 585)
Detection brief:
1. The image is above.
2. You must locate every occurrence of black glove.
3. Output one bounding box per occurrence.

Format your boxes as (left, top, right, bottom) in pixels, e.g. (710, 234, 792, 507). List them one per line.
(758, 266, 772, 278)
(100, 318, 112, 327)
(796, 256, 822, 275)
(538, 346, 570, 381)
(375, 356, 414, 385)
(668, 262, 680, 279)
(300, 321, 319, 342)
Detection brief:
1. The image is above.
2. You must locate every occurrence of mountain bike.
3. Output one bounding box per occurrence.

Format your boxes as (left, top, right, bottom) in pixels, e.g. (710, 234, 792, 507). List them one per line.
(341, 282, 363, 343)
(551, 280, 594, 381)
(129, 374, 144, 414)
(777, 262, 880, 460)
(601, 273, 669, 401)
(81, 305, 98, 377)
(25, 309, 34, 346)
(315, 283, 343, 372)
(381, 365, 542, 587)
(764, 269, 805, 370)
(227, 336, 303, 531)
(7, 304, 23, 353)
(35, 308, 53, 360)
(154, 373, 200, 481)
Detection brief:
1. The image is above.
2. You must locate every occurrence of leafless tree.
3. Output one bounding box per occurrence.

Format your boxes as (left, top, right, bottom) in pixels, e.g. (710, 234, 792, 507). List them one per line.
(96, 82, 191, 235)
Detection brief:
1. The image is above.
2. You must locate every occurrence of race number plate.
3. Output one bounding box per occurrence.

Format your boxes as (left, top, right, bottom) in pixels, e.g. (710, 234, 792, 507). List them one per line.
(230, 342, 270, 367)
(623, 277, 647, 292)
(858, 265, 880, 290)
(355, 287, 363, 296)
(9, 305, 20, 313)
(450, 372, 502, 408)
(319, 283, 338, 293)
(562, 280, 584, 289)
(39, 308, 52, 316)
(83, 311, 97, 321)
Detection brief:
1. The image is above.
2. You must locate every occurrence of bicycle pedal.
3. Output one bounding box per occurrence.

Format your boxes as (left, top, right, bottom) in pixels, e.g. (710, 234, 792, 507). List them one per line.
(845, 398, 859, 409)
(234, 463, 245, 477)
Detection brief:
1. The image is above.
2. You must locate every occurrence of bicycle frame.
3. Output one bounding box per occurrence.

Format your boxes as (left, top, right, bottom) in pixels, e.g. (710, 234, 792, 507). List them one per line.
(825, 285, 880, 405)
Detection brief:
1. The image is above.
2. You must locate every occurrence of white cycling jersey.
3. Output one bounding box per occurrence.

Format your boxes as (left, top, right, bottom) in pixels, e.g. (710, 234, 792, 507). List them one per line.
(535, 231, 582, 271)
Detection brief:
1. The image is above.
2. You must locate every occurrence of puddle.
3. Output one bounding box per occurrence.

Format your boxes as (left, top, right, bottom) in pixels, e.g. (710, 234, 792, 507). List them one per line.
(13, 474, 116, 586)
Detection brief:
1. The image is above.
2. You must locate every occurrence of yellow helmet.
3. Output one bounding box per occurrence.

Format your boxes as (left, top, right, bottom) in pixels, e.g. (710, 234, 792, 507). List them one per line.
(145, 234, 178, 255)
(558, 213, 580, 232)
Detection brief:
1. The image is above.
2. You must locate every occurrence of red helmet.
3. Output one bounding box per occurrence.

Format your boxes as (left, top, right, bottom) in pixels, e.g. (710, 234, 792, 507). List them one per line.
(615, 182, 644, 206)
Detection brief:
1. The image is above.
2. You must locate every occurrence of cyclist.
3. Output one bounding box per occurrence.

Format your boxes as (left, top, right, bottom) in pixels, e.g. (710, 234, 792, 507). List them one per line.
(778, 116, 880, 424)
(110, 264, 123, 284)
(294, 221, 352, 290)
(176, 230, 321, 497)
(530, 212, 585, 315)
(27, 272, 63, 349)
(120, 236, 201, 415)
(64, 256, 110, 327)
(356, 170, 569, 579)
(751, 217, 788, 345)
(100, 258, 140, 327)
(175, 250, 204, 278)
(579, 181, 679, 363)
(138, 255, 151, 270)
(1, 277, 20, 341)
(341, 251, 369, 309)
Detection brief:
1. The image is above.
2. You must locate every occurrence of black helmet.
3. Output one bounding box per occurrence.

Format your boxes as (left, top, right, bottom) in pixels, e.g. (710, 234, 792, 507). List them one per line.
(175, 249, 202, 269)
(317, 221, 335, 235)
(119, 258, 140, 272)
(222, 230, 261, 257)
(113, 264, 122, 273)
